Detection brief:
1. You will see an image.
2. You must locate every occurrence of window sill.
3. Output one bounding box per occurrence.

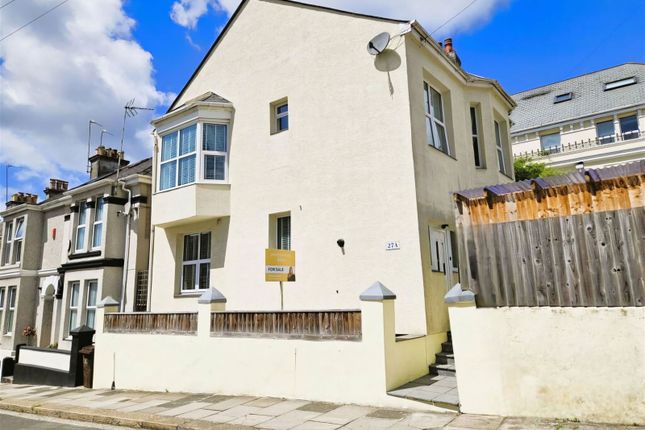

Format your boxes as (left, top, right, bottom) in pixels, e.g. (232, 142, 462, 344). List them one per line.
(69, 250, 102, 260)
(428, 144, 457, 161)
(499, 171, 514, 180)
(0, 263, 20, 270)
(3, 333, 12, 337)
(475, 166, 487, 170)
(270, 129, 288, 136)
(174, 290, 209, 298)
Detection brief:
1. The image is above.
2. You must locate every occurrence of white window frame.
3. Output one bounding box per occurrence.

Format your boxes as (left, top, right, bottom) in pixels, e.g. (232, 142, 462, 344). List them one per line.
(85, 280, 98, 329)
(180, 232, 211, 293)
(201, 123, 228, 182)
(12, 217, 24, 264)
(276, 215, 291, 250)
(275, 103, 289, 132)
(159, 124, 198, 191)
(619, 114, 640, 140)
(91, 198, 105, 250)
(75, 202, 90, 252)
(424, 82, 450, 155)
(494, 120, 507, 174)
(2, 222, 13, 266)
(4, 286, 16, 335)
(470, 106, 483, 168)
(0, 287, 5, 333)
(68, 282, 80, 335)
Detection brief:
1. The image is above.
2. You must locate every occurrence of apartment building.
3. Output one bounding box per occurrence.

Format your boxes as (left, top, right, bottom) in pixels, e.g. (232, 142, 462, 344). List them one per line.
(0, 149, 151, 363)
(511, 63, 645, 169)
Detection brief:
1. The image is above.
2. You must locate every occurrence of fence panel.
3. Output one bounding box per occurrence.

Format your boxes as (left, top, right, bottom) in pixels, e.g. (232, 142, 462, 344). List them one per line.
(104, 313, 198, 334)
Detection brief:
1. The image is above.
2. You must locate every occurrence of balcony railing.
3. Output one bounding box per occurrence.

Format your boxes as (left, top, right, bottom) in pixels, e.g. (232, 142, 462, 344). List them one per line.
(514, 129, 644, 159)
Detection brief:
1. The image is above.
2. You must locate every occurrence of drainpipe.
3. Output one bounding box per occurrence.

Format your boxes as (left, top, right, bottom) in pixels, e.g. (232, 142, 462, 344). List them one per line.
(118, 180, 132, 313)
(146, 129, 158, 312)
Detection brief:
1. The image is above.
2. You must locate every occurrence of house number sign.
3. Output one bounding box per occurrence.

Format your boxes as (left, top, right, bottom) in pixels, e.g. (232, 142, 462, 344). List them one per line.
(385, 241, 400, 250)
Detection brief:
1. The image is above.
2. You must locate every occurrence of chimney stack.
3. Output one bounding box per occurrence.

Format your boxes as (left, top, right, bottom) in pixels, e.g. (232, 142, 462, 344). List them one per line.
(6, 192, 38, 208)
(443, 38, 462, 67)
(89, 146, 129, 180)
(44, 178, 69, 198)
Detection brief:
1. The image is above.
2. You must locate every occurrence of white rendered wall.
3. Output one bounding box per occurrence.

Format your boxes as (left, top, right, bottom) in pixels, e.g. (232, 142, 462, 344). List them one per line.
(18, 347, 70, 371)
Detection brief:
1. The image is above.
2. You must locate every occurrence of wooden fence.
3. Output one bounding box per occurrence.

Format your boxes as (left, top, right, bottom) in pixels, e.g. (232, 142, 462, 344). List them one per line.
(104, 313, 198, 334)
(454, 162, 645, 307)
(211, 310, 362, 340)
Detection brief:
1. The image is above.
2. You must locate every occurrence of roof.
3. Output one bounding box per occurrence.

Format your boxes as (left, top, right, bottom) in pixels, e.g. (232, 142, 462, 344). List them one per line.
(168, 91, 231, 113)
(510, 63, 645, 133)
(454, 159, 645, 201)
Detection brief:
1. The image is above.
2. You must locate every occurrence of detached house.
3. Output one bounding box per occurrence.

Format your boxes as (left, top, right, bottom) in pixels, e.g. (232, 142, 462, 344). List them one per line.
(0, 149, 151, 366)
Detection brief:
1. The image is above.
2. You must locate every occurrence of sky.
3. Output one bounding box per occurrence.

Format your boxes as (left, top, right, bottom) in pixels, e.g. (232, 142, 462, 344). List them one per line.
(1, 0, 644, 202)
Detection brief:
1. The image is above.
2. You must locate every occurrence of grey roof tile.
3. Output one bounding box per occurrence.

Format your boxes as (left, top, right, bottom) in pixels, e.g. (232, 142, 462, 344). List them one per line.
(510, 63, 645, 132)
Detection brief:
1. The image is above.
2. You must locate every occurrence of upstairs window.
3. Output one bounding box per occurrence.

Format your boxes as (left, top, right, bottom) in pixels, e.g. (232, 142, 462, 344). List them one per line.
(540, 132, 561, 153)
(75, 202, 89, 252)
(181, 232, 211, 292)
(203, 124, 227, 181)
(604, 77, 636, 91)
(2, 222, 13, 266)
(270, 98, 289, 134)
(494, 121, 509, 174)
(596, 120, 615, 144)
(470, 106, 483, 167)
(619, 115, 640, 140)
(424, 83, 449, 155)
(553, 92, 573, 103)
(160, 124, 197, 190)
(91, 197, 105, 249)
(277, 216, 291, 250)
(12, 218, 24, 264)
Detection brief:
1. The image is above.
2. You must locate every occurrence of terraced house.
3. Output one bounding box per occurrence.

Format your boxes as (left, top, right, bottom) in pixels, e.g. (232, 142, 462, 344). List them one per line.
(0, 149, 152, 370)
(94, 0, 516, 409)
(511, 63, 645, 169)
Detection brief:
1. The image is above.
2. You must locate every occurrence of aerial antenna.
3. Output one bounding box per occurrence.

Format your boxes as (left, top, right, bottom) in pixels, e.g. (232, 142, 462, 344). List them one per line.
(116, 98, 154, 180)
(367, 32, 391, 55)
(87, 120, 104, 175)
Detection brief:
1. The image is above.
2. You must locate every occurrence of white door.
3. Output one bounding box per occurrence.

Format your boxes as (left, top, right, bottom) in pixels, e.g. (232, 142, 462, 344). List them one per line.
(429, 227, 455, 291)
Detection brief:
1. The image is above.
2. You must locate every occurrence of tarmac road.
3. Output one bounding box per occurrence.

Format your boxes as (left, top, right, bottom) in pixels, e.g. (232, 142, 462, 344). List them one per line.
(0, 410, 130, 430)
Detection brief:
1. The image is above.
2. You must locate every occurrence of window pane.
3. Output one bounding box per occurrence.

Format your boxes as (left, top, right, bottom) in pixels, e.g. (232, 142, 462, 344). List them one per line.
(497, 148, 505, 174)
(70, 284, 79, 306)
(200, 233, 211, 259)
(473, 137, 481, 167)
(179, 125, 196, 155)
(620, 115, 639, 139)
(75, 227, 86, 251)
(277, 104, 288, 114)
(8, 288, 16, 307)
(14, 219, 24, 238)
(436, 123, 448, 153)
(160, 161, 177, 190)
(161, 133, 177, 162)
(277, 216, 291, 250)
(182, 264, 196, 290)
(425, 117, 436, 147)
(183, 235, 199, 261)
(86, 309, 95, 329)
(6, 310, 14, 333)
(199, 263, 210, 289)
(204, 155, 226, 180)
(540, 133, 561, 151)
(13, 241, 22, 263)
(92, 223, 103, 248)
(596, 120, 615, 143)
(277, 115, 289, 131)
(87, 283, 98, 306)
(68, 310, 77, 332)
(470, 107, 478, 136)
(203, 124, 227, 152)
(178, 155, 196, 186)
(78, 202, 87, 225)
(94, 198, 104, 221)
(430, 87, 444, 122)
(423, 83, 431, 114)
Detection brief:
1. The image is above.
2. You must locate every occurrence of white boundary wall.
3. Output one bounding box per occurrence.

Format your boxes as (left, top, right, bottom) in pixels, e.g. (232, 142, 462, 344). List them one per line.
(449, 304, 645, 425)
(18, 347, 70, 371)
(94, 295, 442, 410)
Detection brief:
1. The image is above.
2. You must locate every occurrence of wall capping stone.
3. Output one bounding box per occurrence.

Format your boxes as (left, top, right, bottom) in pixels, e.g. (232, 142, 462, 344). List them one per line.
(360, 281, 396, 302)
(444, 283, 476, 304)
(198, 288, 227, 304)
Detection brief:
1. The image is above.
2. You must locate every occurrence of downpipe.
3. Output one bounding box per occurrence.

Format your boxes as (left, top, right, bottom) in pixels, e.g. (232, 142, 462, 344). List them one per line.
(118, 180, 132, 313)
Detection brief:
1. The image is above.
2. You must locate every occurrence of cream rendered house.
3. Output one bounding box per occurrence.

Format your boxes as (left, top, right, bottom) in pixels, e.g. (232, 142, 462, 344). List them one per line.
(0, 149, 151, 367)
(148, 0, 515, 349)
(511, 63, 645, 169)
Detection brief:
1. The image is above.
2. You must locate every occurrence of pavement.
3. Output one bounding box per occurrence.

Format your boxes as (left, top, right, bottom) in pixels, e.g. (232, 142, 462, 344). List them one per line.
(0, 383, 640, 430)
(0, 409, 130, 429)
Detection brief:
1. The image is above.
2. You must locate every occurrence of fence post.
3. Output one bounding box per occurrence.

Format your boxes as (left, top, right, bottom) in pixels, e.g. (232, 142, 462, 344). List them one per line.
(198, 288, 227, 338)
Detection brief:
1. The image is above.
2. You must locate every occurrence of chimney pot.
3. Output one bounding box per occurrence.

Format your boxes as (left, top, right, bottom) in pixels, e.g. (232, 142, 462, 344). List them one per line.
(89, 145, 129, 180)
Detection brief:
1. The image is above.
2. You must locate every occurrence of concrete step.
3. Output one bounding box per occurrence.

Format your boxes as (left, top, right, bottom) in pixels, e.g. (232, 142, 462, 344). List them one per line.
(429, 363, 456, 377)
(441, 341, 453, 354)
(435, 352, 455, 365)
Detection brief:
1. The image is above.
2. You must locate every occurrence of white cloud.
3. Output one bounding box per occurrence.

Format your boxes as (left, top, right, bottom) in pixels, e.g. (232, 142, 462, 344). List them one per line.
(177, 0, 510, 37)
(170, 0, 219, 29)
(0, 0, 173, 191)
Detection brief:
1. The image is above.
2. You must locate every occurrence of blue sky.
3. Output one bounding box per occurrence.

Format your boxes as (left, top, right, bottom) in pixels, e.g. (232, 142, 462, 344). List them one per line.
(1, 0, 644, 202)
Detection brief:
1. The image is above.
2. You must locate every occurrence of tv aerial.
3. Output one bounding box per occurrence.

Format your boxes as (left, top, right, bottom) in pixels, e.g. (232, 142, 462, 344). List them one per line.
(367, 32, 390, 55)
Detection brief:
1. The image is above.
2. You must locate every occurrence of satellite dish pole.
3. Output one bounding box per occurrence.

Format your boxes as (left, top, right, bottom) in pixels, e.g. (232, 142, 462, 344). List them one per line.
(116, 99, 154, 180)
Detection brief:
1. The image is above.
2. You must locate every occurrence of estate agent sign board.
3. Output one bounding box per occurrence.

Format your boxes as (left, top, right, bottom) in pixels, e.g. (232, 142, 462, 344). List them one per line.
(265, 248, 296, 282)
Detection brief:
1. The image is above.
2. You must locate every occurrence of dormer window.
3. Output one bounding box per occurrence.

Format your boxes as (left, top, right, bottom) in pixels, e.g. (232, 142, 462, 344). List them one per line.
(159, 122, 229, 191)
(604, 77, 636, 91)
(553, 92, 572, 103)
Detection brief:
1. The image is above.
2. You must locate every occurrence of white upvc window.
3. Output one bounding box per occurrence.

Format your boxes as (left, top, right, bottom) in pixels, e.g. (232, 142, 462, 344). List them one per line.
(85, 281, 98, 329)
(4, 286, 16, 334)
(494, 120, 508, 174)
(424, 82, 450, 155)
(202, 123, 228, 181)
(276, 103, 289, 132)
(68, 282, 80, 334)
(181, 232, 211, 292)
(0, 287, 5, 333)
(470, 106, 483, 167)
(2, 222, 13, 266)
(159, 124, 197, 191)
(12, 218, 24, 264)
(91, 198, 105, 249)
(75, 202, 90, 252)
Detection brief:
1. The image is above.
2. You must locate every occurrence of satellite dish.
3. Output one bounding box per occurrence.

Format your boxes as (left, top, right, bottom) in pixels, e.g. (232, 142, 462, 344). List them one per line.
(367, 32, 390, 55)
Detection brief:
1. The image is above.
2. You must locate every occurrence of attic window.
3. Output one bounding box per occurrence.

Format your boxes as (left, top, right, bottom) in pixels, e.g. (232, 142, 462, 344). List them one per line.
(604, 77, 636, 91)
(554, 92, 573, 104)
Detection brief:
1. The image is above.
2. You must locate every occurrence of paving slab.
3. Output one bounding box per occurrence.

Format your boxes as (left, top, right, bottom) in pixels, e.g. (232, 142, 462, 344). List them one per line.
(246, 397, 285, 408)
(297, 402, 339, 413)
(497, 416, 558, 429)
(229, 413, 275, 426)
(292, 421, 341, 430)
(117, 399, 170, 412)
(446, 413, 504, 429)
(258, 410, 323, 430)
(159, 401, 212, 416)
(400, 412, 457, 429)
(258, 399, 311, 416)
(205, 396, 256, 411)
(311, 405, 374, 425)
(343, 416, 401, 429)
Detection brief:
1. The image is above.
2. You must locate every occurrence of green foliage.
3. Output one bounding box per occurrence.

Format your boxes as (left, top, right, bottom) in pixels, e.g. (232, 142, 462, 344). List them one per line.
(513, 156, 562, 181)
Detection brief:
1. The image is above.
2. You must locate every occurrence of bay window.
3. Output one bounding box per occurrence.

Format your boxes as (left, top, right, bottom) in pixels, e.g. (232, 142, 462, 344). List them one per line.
(181, 232, 211, 292)
(159, 122, 228, 191)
